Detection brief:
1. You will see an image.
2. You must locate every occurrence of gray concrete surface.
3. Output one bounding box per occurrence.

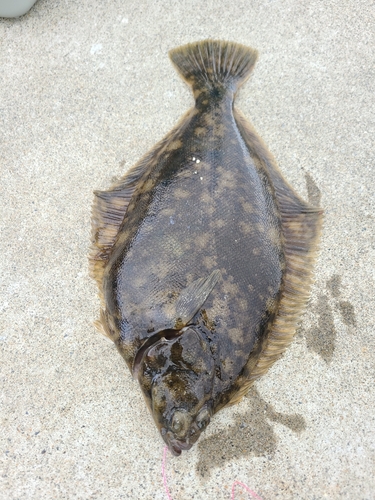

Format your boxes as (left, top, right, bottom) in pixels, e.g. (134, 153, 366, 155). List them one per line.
(1, 1, 374, 499)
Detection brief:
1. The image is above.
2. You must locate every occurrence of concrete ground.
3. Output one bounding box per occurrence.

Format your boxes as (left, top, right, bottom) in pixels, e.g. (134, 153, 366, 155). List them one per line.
(1, 1, 374, 499)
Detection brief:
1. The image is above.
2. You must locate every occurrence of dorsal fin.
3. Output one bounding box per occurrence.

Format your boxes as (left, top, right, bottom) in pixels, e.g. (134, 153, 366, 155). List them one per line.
(89, 186, 135, 299)
(227, 109, 323, 405)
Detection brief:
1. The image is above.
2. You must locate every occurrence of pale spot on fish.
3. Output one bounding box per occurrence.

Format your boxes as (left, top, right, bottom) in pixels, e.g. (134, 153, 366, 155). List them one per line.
(239, 221, 252, 235)
(143, 179, 154, 191)
(266, 297, 276, 311)
(174, 188, 190, 199)
(168, 140, 183, 151)
(116, 229, 130, 245)
(134, 275, 148, 288)
(203, 256, 217, 269)
(160, 208, 175, 217)
(215, 219, 225, 229)
(268, 226, 281, 248)
(242, 202, 253, 214)
(224, 281, 240, 296)
(193, 88, 203, 99)
(237, 298, 248, 312)
(205, 205, 215, 216)
(195, 233, 210, 248)
(228, 328, 243, 344)
(201, 192, 211, 204)
(214, 124, 225, 138)
(194, 126, 207, 137)
(204, 114, 215, 126)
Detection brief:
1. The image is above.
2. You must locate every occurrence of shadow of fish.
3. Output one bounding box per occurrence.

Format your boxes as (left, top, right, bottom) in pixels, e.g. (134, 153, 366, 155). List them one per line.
(89, 40, 323, 456)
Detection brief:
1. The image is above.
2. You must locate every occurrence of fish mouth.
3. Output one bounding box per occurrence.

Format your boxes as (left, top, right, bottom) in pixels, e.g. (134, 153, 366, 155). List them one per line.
(164, 427, 201, 456)
(168, 439, 193, 456)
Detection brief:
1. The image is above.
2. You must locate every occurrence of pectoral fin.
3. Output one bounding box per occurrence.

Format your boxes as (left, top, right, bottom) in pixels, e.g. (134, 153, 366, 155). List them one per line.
(173, 270, 221, 329)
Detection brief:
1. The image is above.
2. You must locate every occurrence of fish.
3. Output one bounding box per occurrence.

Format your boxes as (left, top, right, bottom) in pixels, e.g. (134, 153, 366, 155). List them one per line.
(89, 40, 323, 457)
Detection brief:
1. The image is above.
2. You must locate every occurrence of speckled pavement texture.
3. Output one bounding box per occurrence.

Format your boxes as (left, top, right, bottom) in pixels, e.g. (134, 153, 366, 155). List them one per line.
(1, 1, 374, 499)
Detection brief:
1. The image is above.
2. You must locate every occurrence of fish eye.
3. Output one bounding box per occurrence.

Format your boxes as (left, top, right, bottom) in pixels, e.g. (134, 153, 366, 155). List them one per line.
(171, 414, 183, 433)
(196, 408, 210, 430)
(170, 410, 193, 435)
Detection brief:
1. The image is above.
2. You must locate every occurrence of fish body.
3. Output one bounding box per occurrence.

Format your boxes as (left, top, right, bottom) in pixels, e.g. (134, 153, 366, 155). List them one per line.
(89, 40, 322, 456)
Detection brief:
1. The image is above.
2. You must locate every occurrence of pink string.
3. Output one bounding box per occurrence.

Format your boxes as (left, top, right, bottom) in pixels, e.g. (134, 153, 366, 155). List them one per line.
(162, 446, 263, 500)
(231, 480, 263, 500)
(162, 446, 173, 500)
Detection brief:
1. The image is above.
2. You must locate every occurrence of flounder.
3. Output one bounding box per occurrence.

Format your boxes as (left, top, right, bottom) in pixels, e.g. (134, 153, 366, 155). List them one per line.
(89, 40, 322, 456)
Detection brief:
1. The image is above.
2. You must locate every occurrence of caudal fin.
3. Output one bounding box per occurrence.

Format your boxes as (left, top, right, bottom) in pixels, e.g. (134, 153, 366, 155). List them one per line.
(169, 39, 258, 93)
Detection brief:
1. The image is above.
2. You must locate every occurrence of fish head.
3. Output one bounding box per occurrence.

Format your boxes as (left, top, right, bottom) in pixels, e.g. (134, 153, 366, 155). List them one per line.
(138, 326, 214, 455)
(152, 370, 213, 456)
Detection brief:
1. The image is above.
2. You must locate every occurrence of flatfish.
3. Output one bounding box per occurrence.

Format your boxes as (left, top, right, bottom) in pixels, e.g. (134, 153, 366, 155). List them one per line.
(89, 40, 322, 456)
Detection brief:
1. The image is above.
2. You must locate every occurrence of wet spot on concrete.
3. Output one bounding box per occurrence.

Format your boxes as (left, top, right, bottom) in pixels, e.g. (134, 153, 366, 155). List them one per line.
(338, 301, 356, 326)
(326, 275, 356, 327)
(302, 274, 356, 362)
(305, 172, 321, 207)
(269, 409, 305, 432)
(196, 387, 305, 478)
(327, 274, 341, 298)
(305, 295, 336, 363)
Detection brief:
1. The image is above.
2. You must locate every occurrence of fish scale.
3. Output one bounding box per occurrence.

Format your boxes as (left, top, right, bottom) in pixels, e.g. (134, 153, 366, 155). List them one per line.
(89, 39, 323, 456)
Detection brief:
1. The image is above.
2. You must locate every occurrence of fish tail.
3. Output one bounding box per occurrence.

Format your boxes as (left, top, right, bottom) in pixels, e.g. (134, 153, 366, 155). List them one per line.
(169, 40, 258, 93)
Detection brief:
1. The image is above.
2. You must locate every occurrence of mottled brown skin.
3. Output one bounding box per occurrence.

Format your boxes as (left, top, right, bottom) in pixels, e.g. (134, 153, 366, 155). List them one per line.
(90, 40, 322, 456)
(103, 74, 284, 454)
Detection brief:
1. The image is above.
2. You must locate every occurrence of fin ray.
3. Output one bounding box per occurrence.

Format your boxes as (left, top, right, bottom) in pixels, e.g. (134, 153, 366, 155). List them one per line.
(169, 40, 258, 92)
(174, 270, 222, 328)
